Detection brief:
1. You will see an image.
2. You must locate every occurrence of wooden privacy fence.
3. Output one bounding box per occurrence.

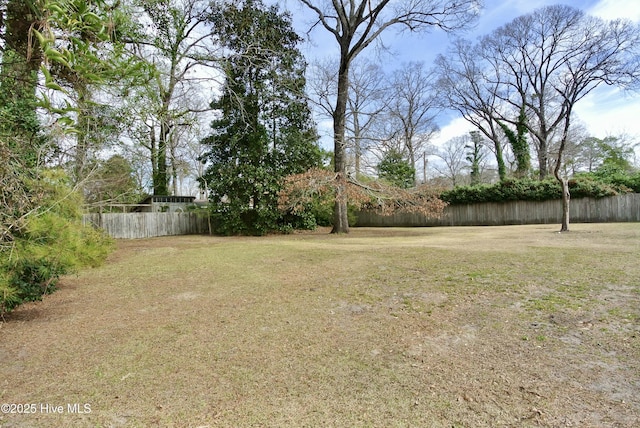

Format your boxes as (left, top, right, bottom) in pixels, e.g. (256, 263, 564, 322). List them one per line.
(356, 194, 640, 227)
(83, 212, 209, 239)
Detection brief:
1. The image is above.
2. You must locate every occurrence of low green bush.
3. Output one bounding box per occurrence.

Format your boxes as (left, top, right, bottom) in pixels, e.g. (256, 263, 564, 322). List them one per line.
(0, 170, 113, 318)
(577, 170, 640, 193)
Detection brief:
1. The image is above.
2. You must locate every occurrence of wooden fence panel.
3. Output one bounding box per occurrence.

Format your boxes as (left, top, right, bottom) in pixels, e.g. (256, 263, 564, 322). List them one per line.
(83, 212, 209, 239)
(356, 194, 640, 227)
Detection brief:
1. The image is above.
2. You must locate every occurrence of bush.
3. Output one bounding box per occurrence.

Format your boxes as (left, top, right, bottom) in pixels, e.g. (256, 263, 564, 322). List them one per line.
(568, 176, 621, 199)
(441, 176, 623, 205)
(304, 197, 358, 228)
(578, 170, 640, 193)
(210, 202, 296, 236)
(0, 169, 113, 318)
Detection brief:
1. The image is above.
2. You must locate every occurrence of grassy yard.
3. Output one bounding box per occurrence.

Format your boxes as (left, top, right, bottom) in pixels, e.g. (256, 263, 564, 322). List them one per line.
(1, 224, 639, 427)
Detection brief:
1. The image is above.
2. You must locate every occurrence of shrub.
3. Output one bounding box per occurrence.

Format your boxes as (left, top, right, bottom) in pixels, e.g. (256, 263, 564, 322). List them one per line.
(0, 280, 20, 321)
(0, 169, 113, 318)
(441, 176, 623, 205)
(305, 193, 358, 228)
(568, 176, 621, 199)
(579, 170, 640, 193)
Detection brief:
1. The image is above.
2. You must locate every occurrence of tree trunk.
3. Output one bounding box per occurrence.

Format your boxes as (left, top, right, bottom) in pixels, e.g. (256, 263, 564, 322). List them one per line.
(409, 148, 417, 187)
(1, 1, 41, 98)
(538, 139, 548, 179)
(495, 140, 507, 181)
(149, 126, 158, 190)
(331, 55, 350, 233)
(170, 134, 179, 196)
(559, 176, 570, 232)
(423, 152, 428, 183)
(154, 121, 170, 195)
(554, 113, 573, 232)
(354, 138, 361, 178)
(74, 80, 90, 183)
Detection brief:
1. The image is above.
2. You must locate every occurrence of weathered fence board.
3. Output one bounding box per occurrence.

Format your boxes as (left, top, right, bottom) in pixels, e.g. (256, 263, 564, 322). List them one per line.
(83, 212, 209, 239)
(356, 194, 640, 227)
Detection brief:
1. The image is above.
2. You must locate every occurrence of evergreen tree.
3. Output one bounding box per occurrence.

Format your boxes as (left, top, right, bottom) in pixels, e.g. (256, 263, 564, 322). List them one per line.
(0, 0, 121, 315)
(466, 131, 485, 185)
(377, 149, 416, 189)
(201, 0, 321, 235)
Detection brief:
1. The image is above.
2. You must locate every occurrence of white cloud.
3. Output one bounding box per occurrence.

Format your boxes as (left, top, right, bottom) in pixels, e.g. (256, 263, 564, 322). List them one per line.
(575, 88, 640, 138)
(431, 117, 475, 147)
(589, 0, 640, 22)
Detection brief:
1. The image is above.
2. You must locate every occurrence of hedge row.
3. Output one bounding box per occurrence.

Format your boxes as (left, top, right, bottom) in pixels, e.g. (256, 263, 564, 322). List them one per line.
(440, 174, 638, 205)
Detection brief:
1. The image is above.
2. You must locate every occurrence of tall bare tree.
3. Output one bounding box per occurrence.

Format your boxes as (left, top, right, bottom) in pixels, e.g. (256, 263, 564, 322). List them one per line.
(308, 58, 388, 177)
(482, 5, 640, 231)
(346, 60, 388, 178)
(298, 0, 480, 233)
(388, 61, 440, 185)
(435, 39, 508, 181)
(433, 134, 470, 188)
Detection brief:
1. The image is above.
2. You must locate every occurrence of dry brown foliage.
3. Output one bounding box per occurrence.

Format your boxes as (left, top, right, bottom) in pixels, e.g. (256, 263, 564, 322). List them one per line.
(278, 167, 448, 217)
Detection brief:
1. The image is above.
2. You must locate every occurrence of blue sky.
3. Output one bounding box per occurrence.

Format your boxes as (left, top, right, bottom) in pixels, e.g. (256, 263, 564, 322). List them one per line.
(278, 0, 640, 147)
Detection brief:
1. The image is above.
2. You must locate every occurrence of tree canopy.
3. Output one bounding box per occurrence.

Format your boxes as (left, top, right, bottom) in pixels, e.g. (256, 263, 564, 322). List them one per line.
(1, 0, 639, 242)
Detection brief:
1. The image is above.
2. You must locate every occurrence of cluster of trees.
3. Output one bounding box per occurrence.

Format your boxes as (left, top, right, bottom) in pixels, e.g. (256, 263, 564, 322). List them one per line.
(0, 0, 362, 315)
(297, 0, 482, 232)
(199, 0, 324, 235)
(432, 133, 639, 189)
(309, 60, 439, 186)
(295, 1, 640, 233)
(0, 0, 121, 317)
(436, 5, 640, 230)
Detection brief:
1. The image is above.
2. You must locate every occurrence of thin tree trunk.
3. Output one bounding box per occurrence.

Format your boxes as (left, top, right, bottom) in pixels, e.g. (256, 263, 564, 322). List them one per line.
(495, 141, 506, 181)
(149, 125, 158, 192)
(353, 112, 361, 178)
(171, 149, 178, 196)
(332, 55, 350, 233)
(409, 148, 416, 187)
(155, 121, 170, 195)
(423, 152, 428, 184)
(559, 177, 570, 232)
(554, 115, 572, 232)
(74, 81, 90, 183)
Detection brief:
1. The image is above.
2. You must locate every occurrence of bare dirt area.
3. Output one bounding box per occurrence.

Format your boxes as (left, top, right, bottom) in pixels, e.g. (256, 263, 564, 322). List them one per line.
(1, 223, 639, 427)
